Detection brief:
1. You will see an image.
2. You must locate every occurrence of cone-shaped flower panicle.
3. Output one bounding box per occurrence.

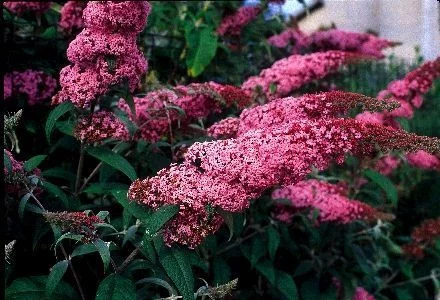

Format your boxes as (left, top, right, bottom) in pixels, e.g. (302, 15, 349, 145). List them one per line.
(403, 217, 440, 259)
(242, 51, 368, 98)
(74, 111, 130, 144)
(356, 58, 440, 126)
(268, 28, 309, 49)
(43, 211, 104, 243)
(207, 117, 240, 139)
(228, 91, 399, 137)
(58, 1, 86, 35)
(4, 70, 57, 105)
(3, 2, 51, 15)
(83, 1, 150, 34)
(118, 83, 251, 142)
(374, 154, 401, 176)
(217, 6, 261, 37)
(272, 179, 393, 224)
(128, 116, 438, 247)
(53, 1, 151, 108)
(406, 150, 440, 171)
(4, 149, 25, 180)
(4, 149, 42, 195)
(269, 28, 395, 58)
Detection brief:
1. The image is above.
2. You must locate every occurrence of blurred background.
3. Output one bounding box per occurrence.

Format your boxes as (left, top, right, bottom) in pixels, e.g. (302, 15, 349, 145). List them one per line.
(267, 0, 440, 60)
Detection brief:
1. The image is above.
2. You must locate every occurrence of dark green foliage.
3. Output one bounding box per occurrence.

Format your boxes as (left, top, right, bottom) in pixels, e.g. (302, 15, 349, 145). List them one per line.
(3, 2, 440, 300)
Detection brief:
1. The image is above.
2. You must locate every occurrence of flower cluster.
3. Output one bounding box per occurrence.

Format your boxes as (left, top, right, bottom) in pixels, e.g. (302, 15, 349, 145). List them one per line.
(374, 154, 401, 176)
(119, 89, 178, 142)
(4, 149, 41, 195)
(4, 70, 57, 105)
(129, 116, 439, 247)
(406, 150, 440, 171)
(269, 28, 394, 58)
(53, 1, 150, 108)
(356, 58, 440, 127)
(216, 6, 261, 37)
(118, 83, 251, 142)
(356, 58, 440, 174)
(58, 1, 86, 36)
(3, 2, 51, 15)
(208, 91, 399, 139)
(207, 117, 240, 139)
(4, 149, 25, 180)
(267, 28, 309, 49)
(242, 51, 365, 98)
(352, 288, 376, 300)
(334, 279, 376, 300)
(402, 217, 440, 259)
(74, 111, 130, 144)
(272, 179, 392, 224)
(43, 211, 104, 243)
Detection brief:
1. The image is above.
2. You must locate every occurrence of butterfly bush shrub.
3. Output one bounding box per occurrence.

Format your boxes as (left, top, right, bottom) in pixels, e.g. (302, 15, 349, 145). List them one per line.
(3, 1, 440, 300)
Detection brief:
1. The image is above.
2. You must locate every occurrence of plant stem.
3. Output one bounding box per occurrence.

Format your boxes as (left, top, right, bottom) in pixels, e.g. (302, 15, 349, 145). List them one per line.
(78, 144, 133, 194)
(60, 245, 87, 300)
(78, 162, 102, 194)
(26, 188, 87, 300)
(383, 273, 440, 289)
(116, 247, 140, 273)
(214, 224, 270, 257)
(74, 143, 85, 196)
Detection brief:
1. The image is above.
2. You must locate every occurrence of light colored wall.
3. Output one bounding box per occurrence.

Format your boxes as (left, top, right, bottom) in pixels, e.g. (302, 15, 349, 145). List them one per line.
(297, 0, 440, 60)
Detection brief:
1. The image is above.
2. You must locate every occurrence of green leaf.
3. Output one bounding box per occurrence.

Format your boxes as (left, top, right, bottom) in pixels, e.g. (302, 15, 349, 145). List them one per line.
(96, 274, 136, 300)
(83, 182, 129, 195)
(87, 146, 137, 181)
(96, 211, 110, 221)
(122, 225, 138, 247)
(255, 261, 276, 284)
(42, 181, 69, 208)
(33, 223, 51, 251)
(93, 239, 111, 273)
(136, 277, 177, 296)
(394, 287, 413, 300)
(364, 169, 398, 205)
(141, 239, 158, 265)
(124, 259, 154, 276)
(18, 193, 32, 219)
(144, 205, 179, 240)
(186, 26, 218, 77)
(46, 260, 68, 298)
(293, 260, 314, 277)
(267, 227, 280, 260)
(40, 26, 57, 39)
(212, 258, 231, 285)
(71, 244, 98, 258)
(111, 189, 151, 221)
(6, 276, 78, 300)
(56, 120, 75, 137)
(352, 245, 373, 274)
(55, 233, 84, 249)
(45, 102, 75, 144)
(276, 271, 298, 300)
(241, 237, 266, 267)
(158, 249, 194, 300)
(299, 279, 320, 300)
(256, 262, 298, 300)
(42, 167, 76, 183)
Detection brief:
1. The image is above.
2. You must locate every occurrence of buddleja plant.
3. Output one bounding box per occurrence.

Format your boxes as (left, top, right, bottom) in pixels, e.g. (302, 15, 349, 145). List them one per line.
(4, 1, 440, 300)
